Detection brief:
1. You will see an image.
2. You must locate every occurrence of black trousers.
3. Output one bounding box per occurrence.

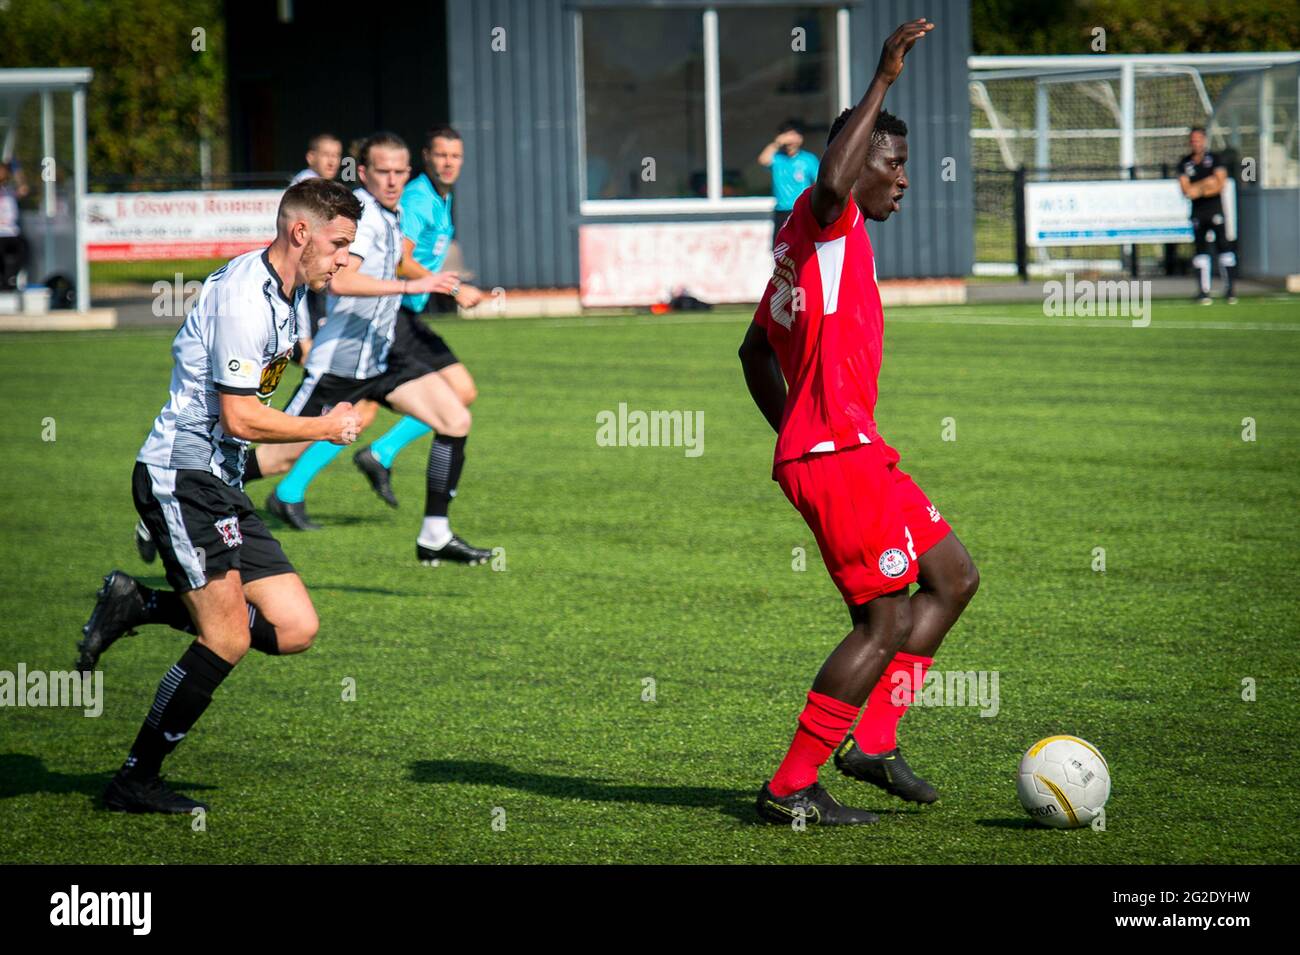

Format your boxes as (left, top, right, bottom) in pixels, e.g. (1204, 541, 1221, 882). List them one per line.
(0, 235, 27, 290)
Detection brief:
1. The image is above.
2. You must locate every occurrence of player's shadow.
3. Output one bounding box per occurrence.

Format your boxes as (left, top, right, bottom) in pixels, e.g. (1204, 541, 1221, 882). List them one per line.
(309, 583, 449, 598)
(0, 753, 214, 810)
(132, 576, 436, 600)
(409, 758, 758, 823)
(976, 818, 1039, 829)
(263, 513, 372, 530)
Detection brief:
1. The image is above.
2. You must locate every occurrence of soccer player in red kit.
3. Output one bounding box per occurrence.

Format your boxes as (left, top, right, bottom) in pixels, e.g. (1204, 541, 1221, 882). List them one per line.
(740, 18, 980, 825)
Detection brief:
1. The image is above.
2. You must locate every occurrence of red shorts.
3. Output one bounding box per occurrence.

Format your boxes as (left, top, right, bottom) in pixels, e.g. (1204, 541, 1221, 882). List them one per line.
(776, 440, 951, 607)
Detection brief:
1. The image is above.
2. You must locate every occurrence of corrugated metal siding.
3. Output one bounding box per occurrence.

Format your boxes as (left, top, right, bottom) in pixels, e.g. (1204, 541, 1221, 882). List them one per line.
(852, 0, 973, 277)
(447, 0, 578, 288)
(447, 0, 972, 287)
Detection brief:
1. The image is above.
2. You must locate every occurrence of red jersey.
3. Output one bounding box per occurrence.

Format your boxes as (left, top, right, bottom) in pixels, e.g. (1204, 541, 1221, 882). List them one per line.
(754, 188, 885, 469)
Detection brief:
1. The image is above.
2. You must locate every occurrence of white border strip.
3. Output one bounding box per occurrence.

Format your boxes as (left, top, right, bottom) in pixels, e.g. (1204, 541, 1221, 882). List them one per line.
(703, 8, 721, 202)
(837, 7, 852, 111)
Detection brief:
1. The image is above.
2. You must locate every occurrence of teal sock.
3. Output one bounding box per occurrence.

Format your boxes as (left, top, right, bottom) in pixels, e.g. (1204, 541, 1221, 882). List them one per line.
(371, 416, 432, 468)
(275, 440, 345, 504)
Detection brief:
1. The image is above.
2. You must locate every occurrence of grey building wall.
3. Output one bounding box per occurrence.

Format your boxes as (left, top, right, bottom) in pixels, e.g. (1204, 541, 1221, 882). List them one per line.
(447, 0, 973, 289)
(446, 0, 578, 289)
(1238, 188, 1300, 280)
(851, 0, 974, 279)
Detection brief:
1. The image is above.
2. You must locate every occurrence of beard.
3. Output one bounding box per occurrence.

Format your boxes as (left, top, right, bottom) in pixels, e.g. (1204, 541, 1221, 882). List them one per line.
(301, 242, 328, 291)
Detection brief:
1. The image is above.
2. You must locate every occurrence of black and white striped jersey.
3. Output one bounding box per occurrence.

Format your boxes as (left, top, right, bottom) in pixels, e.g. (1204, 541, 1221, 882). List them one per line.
(137, 248, 307, 486)
(307, 188, 404, 380)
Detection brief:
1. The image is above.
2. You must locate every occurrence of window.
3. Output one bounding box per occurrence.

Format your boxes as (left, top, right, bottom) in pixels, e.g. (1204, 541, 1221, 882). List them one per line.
(580, 9, 706, 201)
(719, 6, 839, 198)
(578, 4, 846, 213)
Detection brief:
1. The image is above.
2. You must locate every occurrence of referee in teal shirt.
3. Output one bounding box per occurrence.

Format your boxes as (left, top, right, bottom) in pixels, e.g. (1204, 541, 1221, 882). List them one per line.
(758, 119, 820, 244)
(400, 161, 456, 313)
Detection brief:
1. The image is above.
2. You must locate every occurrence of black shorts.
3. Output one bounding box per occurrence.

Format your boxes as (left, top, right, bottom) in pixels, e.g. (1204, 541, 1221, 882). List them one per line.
(393, 306, 458, 374)
(282, 365, 415, 417)
(773, 209, 792, 246)
(283, 310, 458, 415)
(132, 461, 295, 593)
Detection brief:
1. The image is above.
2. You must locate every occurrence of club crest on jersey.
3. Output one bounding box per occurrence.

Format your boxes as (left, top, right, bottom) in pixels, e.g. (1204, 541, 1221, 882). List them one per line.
(258, 355, 290, 402)
(215, 516, 242, 548)
(879, 548, 909, 578)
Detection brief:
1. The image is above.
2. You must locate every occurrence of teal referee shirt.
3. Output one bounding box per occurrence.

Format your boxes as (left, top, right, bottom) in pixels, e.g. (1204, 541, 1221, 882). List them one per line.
(399, 172, 454, 313)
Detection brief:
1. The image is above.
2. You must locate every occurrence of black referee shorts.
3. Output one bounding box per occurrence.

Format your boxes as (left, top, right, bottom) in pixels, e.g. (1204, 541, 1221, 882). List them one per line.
(132, 462, 295, 593)
(282, 365, 412, 418)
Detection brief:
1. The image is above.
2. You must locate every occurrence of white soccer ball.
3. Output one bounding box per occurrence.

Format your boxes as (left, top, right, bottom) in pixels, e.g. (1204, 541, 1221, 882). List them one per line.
(1017, 735, 1110, 829)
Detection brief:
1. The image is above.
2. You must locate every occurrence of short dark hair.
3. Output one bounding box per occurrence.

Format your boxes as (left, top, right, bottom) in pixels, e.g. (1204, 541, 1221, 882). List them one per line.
(424, 125, 462, 149)
(777, 118, 804, 135)
(307, 132, 341, 152)
(278, 176, 363, 226)
(827, 108, 908, 149)
(1190, 125, 1206, 136)
(358, 131, 409, 168)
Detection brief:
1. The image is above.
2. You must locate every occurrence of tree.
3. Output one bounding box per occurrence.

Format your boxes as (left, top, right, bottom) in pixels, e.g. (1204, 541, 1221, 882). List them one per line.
(973, 0, 1300, 54)
(0, 0, 227, 182)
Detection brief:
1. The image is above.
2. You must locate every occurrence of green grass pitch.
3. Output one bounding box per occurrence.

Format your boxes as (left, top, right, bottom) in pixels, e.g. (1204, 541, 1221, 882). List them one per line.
(1, 297, 1298, 863)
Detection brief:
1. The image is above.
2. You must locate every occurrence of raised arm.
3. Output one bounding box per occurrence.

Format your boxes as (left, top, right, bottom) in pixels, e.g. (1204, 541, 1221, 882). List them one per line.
(758, 132, 793, 168)
(810, 18, 932, 228)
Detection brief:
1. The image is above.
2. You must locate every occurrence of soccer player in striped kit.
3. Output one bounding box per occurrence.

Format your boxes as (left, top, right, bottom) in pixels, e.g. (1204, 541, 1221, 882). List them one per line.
(261, 131, 492, 565)
(740, 19, 980, 826)
(349, 125, 488, 532)
(79, 179, 364, 813)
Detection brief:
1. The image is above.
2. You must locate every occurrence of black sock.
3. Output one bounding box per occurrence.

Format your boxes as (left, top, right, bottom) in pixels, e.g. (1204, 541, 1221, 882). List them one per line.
(138, 584, 196, 634)
(136, 587, 278, 653)
(243, 449, 263, 484)
(425, 434, 467, 517)
(247, 605, 280, 655)
(122, 641, 233, 780)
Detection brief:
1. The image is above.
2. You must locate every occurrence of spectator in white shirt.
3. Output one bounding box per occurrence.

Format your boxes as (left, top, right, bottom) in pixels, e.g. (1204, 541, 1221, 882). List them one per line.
(0, 161, 29, 291)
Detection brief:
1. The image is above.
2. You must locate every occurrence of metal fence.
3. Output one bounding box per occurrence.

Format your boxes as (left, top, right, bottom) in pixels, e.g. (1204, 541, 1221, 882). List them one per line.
(969, 53, 1299, 278)
(975, 163, 1220, 278)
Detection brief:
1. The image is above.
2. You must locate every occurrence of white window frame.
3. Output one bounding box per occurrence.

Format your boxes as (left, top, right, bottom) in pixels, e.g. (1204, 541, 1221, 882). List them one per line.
(577, 5, 852, 216)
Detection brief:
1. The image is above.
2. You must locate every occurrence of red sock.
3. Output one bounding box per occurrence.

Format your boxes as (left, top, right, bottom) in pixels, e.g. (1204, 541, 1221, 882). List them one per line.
(769, 690, 862, 797)
(853, 651, 933, 754)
